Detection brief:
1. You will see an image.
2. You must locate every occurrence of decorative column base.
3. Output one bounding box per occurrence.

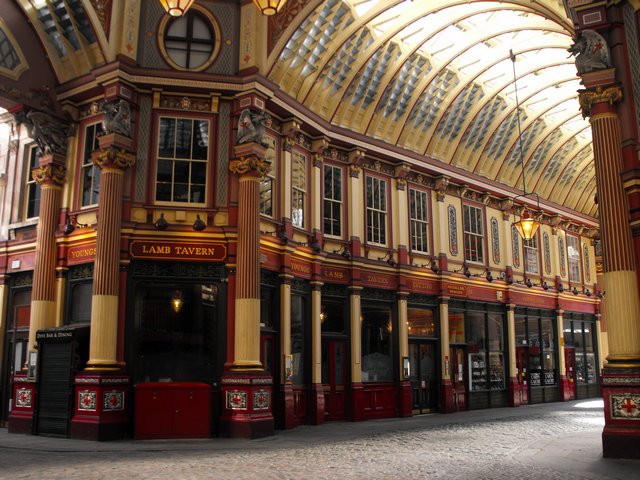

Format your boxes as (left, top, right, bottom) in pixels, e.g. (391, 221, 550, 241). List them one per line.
(7, 373, 35, 434)
(275, 383, 297, 430)
(559, 375, 574, 401)
(308, 383, 325, 425)
(69, 371, 130, 441)
(601, 368, 640, 459)
(350, 382, 365, 421)
(440, 379, 456, 413)
(219, 371, 274, 439)
(508, 377, 521, 407)
(398, 380, 412, 417)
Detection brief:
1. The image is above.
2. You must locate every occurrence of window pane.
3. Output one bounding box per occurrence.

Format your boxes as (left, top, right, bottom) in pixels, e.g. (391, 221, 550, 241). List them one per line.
(407, 308, 435, 337)
(361, 306, 393, 382)
(159, 118, 175, 157)
(465, 312, 485, 349)
(291, 295, 305, 385)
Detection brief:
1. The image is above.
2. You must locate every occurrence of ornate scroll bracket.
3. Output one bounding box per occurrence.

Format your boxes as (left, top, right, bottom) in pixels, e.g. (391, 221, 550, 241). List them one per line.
(32, 164, 66, 186)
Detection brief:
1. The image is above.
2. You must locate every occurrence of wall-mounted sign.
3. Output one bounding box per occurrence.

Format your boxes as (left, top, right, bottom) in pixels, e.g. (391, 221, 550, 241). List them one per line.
(130, 241, 226, 262)
(321, 267, 349, 283)
(67, 244, 97, 265)
(290, 259, 311, 277)
(362, 272, 397, 289)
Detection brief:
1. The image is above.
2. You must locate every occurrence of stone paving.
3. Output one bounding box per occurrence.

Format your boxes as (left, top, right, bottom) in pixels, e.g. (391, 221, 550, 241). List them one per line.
(0, 400, 638, 479)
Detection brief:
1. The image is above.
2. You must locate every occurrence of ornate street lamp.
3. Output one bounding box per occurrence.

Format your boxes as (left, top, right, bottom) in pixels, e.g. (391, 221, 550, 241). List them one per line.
(159, 0, 195, 16)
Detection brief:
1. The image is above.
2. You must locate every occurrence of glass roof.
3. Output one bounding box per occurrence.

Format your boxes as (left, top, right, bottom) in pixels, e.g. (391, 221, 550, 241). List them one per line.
(268, 0, 595, 217)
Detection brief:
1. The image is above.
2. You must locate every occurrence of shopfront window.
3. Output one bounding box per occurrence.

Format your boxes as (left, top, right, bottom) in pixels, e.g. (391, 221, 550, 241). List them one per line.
(361, 306, 393, 382)
(407, 308, 436, 337)
(321, 300, 345, 334)
(564, 315, 597, 385)
(465, 309, 505, 391)
(260, 135, 276, 217)
(518, 311, 557, 387)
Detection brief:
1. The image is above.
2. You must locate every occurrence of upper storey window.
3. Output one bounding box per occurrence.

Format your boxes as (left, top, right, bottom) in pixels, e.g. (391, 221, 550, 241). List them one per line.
(463, 204, 484, 263)
(409, 188, 429, 254)
(567, 234, 582, 283)
(25, 145, 41, 220)
(291, 151, 307, 228)
(524, 233, 539, 275)
(155, 117, 209, 205)
(160, 7, 221, 72)
(366, 175, 387, 246)
(323, 164, 342, 237)
(81, 122, 104, 207)
(260, 135, 277, 217)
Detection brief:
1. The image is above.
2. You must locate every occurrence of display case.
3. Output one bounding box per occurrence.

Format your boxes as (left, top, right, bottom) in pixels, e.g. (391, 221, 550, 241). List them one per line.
(469, 353, 487, 391)
(489, 352, 505, 390)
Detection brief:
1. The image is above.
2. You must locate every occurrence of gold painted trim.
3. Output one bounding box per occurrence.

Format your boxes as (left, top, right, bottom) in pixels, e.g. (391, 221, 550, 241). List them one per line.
(0, 18, 29, 80)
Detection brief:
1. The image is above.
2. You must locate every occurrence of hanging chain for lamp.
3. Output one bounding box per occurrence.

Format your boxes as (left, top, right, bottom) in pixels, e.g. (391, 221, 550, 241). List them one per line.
(510, 49, 541, 241)
(159, 0, 195, 16)
(252, 0, 288, 16)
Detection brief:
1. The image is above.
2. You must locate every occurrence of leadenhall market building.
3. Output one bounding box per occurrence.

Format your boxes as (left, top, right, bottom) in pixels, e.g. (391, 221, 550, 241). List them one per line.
(4, 0, 640, 458)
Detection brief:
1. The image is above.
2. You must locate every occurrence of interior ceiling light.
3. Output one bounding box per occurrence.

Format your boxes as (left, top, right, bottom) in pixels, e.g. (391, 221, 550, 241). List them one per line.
(159, 0, 195, 16)
(252, 0, 288, 16)
(509, 49, 541, 241)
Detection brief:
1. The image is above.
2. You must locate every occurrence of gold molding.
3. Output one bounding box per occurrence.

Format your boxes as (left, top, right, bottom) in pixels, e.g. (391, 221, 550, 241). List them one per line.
(579, 85, 623, 117)
(229, 156, 271, 177)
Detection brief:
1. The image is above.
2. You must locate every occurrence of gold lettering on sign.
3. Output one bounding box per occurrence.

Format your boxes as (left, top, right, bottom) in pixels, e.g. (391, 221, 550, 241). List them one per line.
(365, 274, 389, 286)
(291, 262, 311, 274)
(411, 280, 434, 291)
(69, 247, 96, 259)
(447, 284, 470, 296)
(324, 269, 345, 279)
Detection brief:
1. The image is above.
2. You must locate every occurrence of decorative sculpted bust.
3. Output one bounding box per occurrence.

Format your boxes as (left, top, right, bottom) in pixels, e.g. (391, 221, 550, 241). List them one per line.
(236, 108, 270, 146)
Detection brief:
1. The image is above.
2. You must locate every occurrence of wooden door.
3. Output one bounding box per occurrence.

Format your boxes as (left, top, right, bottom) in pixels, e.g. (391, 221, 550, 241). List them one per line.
(450, 346, 467, 411)
(321, 339, 347, 420)
(516, 347, 529, 405)
(409, 341, 438, 413)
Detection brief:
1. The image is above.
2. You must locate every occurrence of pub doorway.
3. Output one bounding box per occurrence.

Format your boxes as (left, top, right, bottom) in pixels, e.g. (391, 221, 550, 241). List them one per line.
(321, 339, 347, 421)
(516, 346, 529, 405)
(409, 341, 438, 413)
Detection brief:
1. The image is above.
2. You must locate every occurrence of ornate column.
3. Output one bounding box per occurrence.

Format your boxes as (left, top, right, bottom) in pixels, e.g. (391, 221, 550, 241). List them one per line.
(9, 151, 65, 434)
(277, 273, 294, 429)
(219, 130, 274, 438)
(70, 128, 134, 441)
(556, 309, 572, 401)
(579, 79, 640, 458)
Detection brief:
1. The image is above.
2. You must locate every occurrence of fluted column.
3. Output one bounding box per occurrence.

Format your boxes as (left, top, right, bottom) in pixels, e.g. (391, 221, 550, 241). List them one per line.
(27, 157, 66, 353)
(86, 144, 135, 370)
(229, 154, 270, 370)
(579, 86, 640, 367)
(506, 303, 519, 406)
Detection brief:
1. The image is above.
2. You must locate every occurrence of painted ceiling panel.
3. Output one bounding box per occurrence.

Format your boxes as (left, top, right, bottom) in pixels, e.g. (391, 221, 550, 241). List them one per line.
(269, 0, 595, 217)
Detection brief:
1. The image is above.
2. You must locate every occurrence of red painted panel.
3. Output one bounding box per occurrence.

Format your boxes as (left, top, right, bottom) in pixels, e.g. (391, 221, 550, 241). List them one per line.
(361, 384, 397, 419)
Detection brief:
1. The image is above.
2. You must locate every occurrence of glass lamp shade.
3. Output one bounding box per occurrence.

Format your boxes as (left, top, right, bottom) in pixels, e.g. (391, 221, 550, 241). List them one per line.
(171, 290, 184, 313)
(159, 0, 195, 16)
(513, 209, 540, 240)
(252, 0, 288, 16)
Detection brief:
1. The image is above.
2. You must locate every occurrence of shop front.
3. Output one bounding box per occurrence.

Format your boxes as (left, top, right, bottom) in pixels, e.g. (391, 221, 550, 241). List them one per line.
(128, 261, 226, 439)
(407, 295, 439, 414)
(563, 312, 600, 400)
(515, 308, 559, 404)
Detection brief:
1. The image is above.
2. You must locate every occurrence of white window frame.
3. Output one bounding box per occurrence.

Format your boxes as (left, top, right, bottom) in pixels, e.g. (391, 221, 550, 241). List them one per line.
(259, 134, 276, 217)
(155, 116, 210, 206)
(409, 188, 429, 254)
(567, 234, 582, 283)
(24, 144, 41, 220)
(463, 204, 484, 263)
(524, 234, 539, 275)
(80, 121, 104, 207)
(366, 175, 388, 246)
(323, 164, 342, 238)
(291, 150, 306, 228)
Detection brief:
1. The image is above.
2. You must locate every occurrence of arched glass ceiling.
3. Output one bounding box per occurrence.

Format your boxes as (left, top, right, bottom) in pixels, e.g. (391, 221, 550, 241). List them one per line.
(268, 0, 596, 217)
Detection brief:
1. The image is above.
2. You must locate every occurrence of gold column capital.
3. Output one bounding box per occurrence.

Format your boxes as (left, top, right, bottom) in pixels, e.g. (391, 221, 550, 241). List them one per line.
(93, 148, 136, 171)
(579, 85, 623, 118)
(32, 164, 66, 186)
(229, 155, 271, 177)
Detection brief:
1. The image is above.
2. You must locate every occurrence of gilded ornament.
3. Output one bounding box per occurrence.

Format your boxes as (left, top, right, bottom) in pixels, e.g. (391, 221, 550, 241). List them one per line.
(93, 148, 136, 170)
(32, 164, 66, 186)
(579, 85, 622, 118)
(229, 156, 271, 177)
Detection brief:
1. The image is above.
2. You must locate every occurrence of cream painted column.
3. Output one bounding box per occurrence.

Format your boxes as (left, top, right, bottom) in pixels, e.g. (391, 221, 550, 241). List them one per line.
(280, 126, 297, 223)
(397, 292, 409, 375)
(280, 275, 292, 383)
(311, 282, 323, 384)
(349, 286, 362, 383)
(27, 158, 66, 353)
(434, 177, 449, 260)
(229, 152, 270, 370)
(54, 270, 66, 327)
(439, 300, 450, 381)
(310, 137, 329, 234)
(87, 144, 135, 370)
(393, 165, 410, 251)
(501, 203, 514, 269)
(507, 304, 517, 381)
(556, 309, 566, 376)
(347, 149, 366, 243)
(579, 86, 640, 366)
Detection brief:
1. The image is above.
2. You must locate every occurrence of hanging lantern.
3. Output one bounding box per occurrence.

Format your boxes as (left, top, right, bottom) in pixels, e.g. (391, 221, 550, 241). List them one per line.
(159, 0, 195, 17)
(252, 0, 288, 16)
(513, 208, 541, 241)
(171, 290, 184, 313)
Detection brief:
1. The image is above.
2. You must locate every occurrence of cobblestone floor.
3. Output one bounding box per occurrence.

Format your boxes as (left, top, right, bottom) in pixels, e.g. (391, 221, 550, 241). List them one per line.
(0, 400, 638, 480)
